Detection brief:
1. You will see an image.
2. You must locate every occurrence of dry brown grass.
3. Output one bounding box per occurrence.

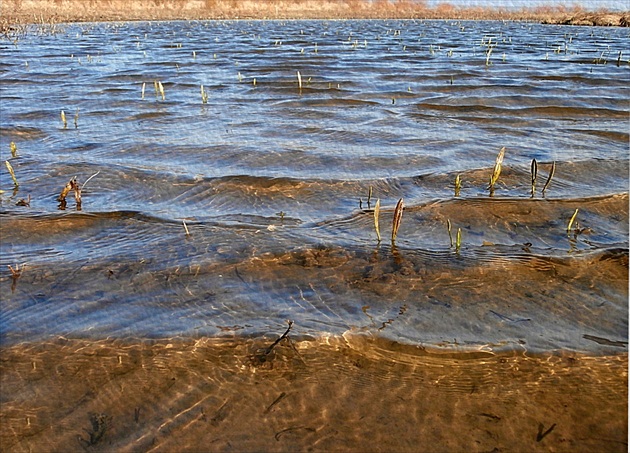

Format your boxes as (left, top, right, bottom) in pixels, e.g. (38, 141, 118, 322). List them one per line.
(1, 0, 628, 27)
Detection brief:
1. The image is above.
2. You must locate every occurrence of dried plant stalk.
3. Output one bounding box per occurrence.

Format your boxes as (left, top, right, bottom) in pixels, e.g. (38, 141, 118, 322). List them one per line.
(531, 158, 538, 198)
(391, 198, 404, 243)
(567, 208, 579, 234)
(374, 199, 381, 243)
(4, 161, 18, 187)
(447, 219, 453, 247)
(542, 161, 556, 197)
(489, 146, 506, 193)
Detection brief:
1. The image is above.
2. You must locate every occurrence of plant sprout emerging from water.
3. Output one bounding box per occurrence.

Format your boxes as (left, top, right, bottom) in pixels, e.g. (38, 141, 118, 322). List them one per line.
(10, 142, 17, 158)
(374, 198, 381, 243)
(4, 160, 18, 188)
(200, 85, 208, 104)
(297, 71, 302, 91)
(455, 227, 462, 253)
(391, 198, 404, 243)
(567, 208, 579, 235)
(367, 185, 373, 208)
(454, 174, 461, 197)
(141, 82, 146, 100)
(542, 161, 555, 197)
(61, 110, 67, 129)
(74, 109, 79, 129)
(530, 158, 538, 198)
(158, 81, 165, 100)
(183, 220, 190, 237)
(447, 219, 453, 247)
(488, 146, 506, 196)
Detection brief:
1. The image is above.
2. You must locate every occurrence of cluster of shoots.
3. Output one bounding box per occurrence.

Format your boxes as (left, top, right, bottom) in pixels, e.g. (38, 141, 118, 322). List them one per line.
(369, 190, 403, 246)
(58, 176, 82, 209)
(154, 81, 165, 100)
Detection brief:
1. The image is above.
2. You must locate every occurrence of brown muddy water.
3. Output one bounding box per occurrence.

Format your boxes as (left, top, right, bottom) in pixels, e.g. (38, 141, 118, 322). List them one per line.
(0, 20, 628, 451)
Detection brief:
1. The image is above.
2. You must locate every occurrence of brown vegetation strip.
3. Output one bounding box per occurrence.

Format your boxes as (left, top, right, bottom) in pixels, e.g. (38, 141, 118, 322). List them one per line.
(1, 0, 628, 27)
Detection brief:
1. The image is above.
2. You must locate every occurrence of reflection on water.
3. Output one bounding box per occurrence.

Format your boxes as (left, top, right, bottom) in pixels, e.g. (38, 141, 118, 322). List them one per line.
(0, 19, 628, 450)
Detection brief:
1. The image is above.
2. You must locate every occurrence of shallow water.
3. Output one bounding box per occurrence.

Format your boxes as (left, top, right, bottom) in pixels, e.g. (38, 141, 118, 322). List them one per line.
(0, 19, 628, 451)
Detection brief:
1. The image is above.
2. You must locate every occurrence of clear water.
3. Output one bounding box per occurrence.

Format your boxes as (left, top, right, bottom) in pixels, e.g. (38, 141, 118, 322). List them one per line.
(0, 20, 628, 355)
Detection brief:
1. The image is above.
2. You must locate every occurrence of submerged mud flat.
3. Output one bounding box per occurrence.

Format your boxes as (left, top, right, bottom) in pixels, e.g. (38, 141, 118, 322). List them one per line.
(1, 336, 627, 452)
(0, 19, 628, 451)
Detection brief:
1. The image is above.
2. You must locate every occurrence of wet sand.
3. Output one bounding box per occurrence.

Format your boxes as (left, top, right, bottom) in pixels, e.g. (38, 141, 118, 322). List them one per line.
(1, 336, 627, 452)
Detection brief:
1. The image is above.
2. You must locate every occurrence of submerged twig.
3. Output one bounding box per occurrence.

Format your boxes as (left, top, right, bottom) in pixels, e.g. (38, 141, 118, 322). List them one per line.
(252, 320, 294, 366)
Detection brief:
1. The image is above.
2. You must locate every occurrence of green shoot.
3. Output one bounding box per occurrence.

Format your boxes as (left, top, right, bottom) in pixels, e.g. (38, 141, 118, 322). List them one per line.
(454, 174, 461, 197)
(530, 158, 537, 198)
(455, 228, 462, 253)
(4, 161, 18, 187)
(447, 219, 453, 247)
(489, 146, 506, 194)
(391, 198, 404, 243)
(200, 85, 208, 104)
(567, 208, 579, 235)
(253, 78, 257, 87)
(374, 199, 381, 243)
(61, 110, 67, 129)
(10, 142, 17, 158)
(542, 161, 555, 197)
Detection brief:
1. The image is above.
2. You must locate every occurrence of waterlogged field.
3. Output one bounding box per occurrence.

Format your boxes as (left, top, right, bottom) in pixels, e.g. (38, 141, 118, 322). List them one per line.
(0, 20, 628, 451)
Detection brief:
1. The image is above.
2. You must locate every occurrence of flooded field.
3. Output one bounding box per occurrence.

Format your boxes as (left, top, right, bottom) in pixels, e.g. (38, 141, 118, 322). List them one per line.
(1, 20, 628, 451)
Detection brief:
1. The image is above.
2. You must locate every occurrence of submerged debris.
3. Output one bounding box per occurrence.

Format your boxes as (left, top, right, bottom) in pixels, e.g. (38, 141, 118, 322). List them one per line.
(250, 320, 294, 366)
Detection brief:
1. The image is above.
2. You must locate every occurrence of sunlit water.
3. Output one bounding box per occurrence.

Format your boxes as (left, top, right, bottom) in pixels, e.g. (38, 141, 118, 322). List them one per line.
(1, 20, 628, 353)
(1, 19, 628, 452)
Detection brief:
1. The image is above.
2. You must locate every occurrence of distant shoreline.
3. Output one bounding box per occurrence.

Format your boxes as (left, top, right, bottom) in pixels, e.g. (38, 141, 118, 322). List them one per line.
(1, 1, 628, 30)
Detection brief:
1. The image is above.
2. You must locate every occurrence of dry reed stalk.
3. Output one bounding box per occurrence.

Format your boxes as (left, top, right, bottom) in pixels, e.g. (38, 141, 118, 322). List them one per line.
(530, 158, 538, 198)
(391, 198, 404, 243)
(542, 161, 555, 197)
(4, 160, 18, 187)
(488, 146, 505, 194)
(374, 198, 381, 243)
